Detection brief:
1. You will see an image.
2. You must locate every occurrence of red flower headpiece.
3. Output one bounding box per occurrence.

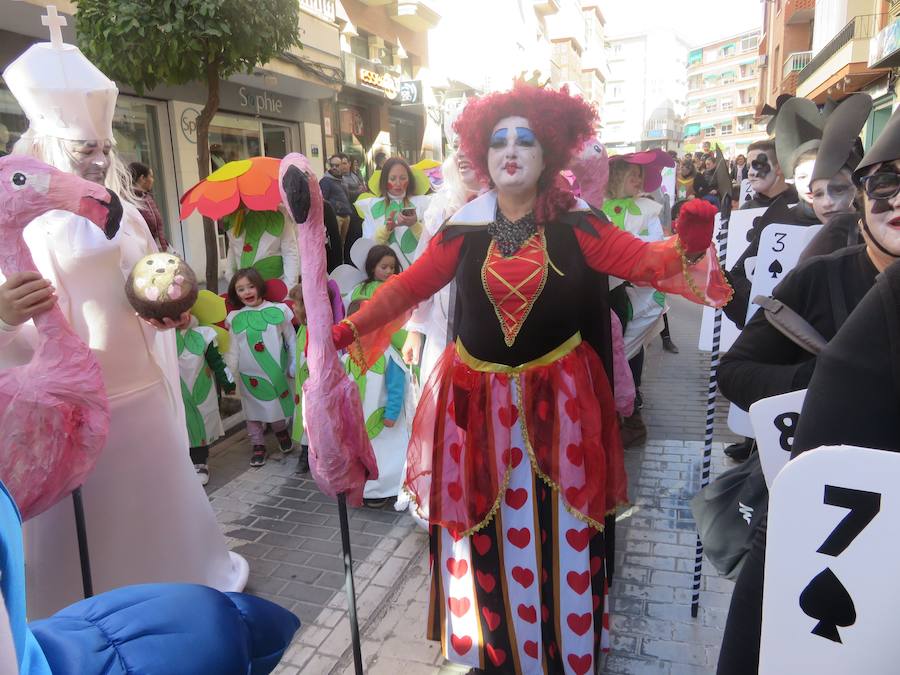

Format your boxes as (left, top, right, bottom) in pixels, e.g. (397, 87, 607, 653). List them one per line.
(454, 83, 597, 223)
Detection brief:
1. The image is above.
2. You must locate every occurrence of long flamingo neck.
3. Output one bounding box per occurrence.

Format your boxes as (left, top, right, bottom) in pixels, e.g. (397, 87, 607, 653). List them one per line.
(0, 225, 75, 341)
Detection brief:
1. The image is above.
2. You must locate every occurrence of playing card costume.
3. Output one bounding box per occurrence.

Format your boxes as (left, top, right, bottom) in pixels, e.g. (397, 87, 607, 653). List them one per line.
(717, 98, 900, 675)
(0, 33, 247, 618)
(333, 84, 731, 673)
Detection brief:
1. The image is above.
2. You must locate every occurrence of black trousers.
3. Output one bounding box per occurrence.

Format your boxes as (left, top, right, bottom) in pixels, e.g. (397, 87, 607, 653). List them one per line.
(717, 512, 767, 674)
(190, 445, 209, 465)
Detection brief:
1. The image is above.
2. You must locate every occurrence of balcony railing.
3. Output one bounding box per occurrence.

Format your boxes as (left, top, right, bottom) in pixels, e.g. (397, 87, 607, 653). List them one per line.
(798, 14, 887, 85)
(300, 0, 336, 22)
(783, 50, 812, 77)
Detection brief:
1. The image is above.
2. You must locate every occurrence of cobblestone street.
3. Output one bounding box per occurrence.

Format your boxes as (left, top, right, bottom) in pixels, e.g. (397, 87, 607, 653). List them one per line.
(206, 296, 742, 674)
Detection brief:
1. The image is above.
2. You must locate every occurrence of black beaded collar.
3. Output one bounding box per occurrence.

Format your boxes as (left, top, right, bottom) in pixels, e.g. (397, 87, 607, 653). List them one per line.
(488, 209, 537, 257)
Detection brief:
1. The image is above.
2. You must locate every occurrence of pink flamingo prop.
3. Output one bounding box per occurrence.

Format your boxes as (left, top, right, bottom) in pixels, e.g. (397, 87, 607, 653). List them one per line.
(0, 156, 119, 520)
(569, 136, 610, 208)
(278, 154, 377, 503)
(279, 152, 375, 675)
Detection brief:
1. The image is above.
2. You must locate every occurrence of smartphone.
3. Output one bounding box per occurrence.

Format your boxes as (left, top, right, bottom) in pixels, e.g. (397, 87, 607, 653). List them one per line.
(401, 208, 417, 217)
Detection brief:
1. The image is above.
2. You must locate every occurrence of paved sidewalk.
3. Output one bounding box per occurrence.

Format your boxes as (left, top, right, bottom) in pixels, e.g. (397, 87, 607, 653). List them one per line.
(207, 296, 741, 674)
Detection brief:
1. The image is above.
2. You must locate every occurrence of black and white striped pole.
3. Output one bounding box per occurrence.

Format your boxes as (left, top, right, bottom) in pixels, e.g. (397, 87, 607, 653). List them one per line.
(691, 191, 732, 618)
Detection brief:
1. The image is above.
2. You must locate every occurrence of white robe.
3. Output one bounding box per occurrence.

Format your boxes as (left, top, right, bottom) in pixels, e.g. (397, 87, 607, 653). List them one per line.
(0, 204, 247, 619)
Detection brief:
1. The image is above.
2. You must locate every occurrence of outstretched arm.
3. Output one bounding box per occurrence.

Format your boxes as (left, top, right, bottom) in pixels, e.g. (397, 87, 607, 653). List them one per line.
(335, 232, 462, 369)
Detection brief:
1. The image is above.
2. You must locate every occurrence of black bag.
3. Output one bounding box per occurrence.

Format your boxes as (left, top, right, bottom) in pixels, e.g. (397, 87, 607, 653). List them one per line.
(690, 451, 768, 579)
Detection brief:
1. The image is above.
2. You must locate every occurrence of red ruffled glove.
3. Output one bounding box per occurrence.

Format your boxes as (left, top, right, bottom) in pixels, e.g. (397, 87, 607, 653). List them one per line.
(332, 322, 354, 350)
(675, 199, 718, 255)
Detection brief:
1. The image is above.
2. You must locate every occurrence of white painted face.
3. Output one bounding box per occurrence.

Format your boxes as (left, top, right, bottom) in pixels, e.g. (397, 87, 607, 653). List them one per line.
(792, 155, 817, 205)
(455, 146, 479, 191)
(810, 169, 856, 224)
(862, 161, 900, 259)
(64, 139, 112, 184)
(747, 148, 777, 195)
(487, 116, 544, 194)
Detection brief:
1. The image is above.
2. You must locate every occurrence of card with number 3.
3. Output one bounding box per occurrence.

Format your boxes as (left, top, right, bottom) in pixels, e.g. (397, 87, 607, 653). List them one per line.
(760, 446, 900, 674)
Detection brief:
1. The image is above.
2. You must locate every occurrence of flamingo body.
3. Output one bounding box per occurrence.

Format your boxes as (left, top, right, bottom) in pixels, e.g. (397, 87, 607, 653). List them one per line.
(279, 154, 377, 506)
(0, 156, 115, 519)
(569, 137, 610, 208)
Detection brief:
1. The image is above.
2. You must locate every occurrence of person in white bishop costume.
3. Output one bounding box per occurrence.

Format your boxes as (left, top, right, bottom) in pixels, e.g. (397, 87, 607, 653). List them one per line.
(0, 12, 247, 618)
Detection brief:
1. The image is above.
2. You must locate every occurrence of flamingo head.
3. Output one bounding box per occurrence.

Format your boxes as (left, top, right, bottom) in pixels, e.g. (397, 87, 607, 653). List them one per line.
(569, 137, 609, 204)
(0, 155, 122, 239)
(278, 153, 323, 227)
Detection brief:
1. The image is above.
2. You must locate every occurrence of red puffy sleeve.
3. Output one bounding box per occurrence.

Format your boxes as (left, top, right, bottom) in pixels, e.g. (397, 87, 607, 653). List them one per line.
(343, 232, 463, 369)
(574, 215, 732, 307)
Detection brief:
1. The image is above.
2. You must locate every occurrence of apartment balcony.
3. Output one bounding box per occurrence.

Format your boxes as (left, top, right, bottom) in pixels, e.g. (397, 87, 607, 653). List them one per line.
(300, 0, 336, 22)
(533, 0, 561, 16)
(783, 50, 812, 78)
(785, 0, 815, 25)
(869, 16, 900, 69)
(390, 0, 440, 31)
(797, 14, 891, 102)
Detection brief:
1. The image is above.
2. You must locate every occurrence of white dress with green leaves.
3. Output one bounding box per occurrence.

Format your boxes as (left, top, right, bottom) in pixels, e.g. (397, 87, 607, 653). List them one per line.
(224, 301, 297, 423)
(224, 209, 300, 285)
(291, 324, 310, 445)
(177, 323, 224, 448)
(356, 195, 429, 269)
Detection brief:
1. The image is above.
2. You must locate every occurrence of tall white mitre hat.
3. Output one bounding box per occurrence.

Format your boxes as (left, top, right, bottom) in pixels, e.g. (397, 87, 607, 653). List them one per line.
(2, 14, 118, 141)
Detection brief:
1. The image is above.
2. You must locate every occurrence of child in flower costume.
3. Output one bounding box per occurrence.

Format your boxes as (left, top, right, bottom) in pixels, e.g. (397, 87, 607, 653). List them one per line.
(223, 207, 299, 286)
(177, 289, 235, 485)
(224, 268, 297, 467)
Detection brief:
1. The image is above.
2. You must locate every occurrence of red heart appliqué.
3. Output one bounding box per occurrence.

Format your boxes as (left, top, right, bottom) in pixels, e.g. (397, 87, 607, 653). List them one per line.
(447, 482, 463, 501)
(590, 556, 603, 576)
(567, 612, 592, 636)
(450, 634, 472, 655)
(507, 527, 531, 549)
(446, 558, 468, 579)
(517, 604, 537, 624)
(448, 442, 462, 463)
(568, 653, 593, 675)
(497, 404, 519, 428)
(524, 640, 539, 658)
(565, 485, 587, 508)
(511, 566, 534, 588)
(476, 570, 496, 593)
(566, 527, 590, 552)
(505, 487, 528, 510)
(501, 446, 524, 468)
(567, 570, 590, 594)
(481, 606, 501, 631)
(449, 597, 470, 617)
(564, 397, 580, 422)
(566, 443, 584, 466)
(472, 533, 492, 556)
(486, 644, 506, 667)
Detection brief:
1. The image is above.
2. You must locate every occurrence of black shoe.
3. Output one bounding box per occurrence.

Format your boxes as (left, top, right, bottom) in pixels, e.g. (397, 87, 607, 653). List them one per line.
(662, 336, 679, 353)
(296, 446, 310, 474)
(364, 497, 391, 508)
(250, 445, 267, 467)
(634, 389, 643, 410)
(724, 438, 755, 462)
(275, 430, 294, 453)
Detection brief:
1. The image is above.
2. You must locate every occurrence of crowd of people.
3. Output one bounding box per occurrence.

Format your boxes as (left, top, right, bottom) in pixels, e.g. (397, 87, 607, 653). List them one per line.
(0, 18, 898, 675)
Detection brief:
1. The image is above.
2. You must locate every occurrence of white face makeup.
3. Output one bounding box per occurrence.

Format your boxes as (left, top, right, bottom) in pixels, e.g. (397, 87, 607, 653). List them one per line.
(747, 148, 778, 195)
(487, 116, 544, 195)
(64, 139, 112, 184)
(792, 156, 817, 205)
(810, 169, 856, 224)
(455, 146, 479, 191)
(862, 161, 900, 261)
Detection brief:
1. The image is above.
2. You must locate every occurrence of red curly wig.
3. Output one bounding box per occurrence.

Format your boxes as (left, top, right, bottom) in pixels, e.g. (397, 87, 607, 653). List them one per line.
(453, 83, 597, 223)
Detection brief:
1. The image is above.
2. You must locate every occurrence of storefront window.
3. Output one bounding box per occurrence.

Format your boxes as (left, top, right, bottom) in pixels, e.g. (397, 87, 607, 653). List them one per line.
(113, 97, 171, 238)
(390, 115, 420, 163)
(338, 104, 368, 171)
(208, 113, 263, 169)
(0, 86, 28, 155)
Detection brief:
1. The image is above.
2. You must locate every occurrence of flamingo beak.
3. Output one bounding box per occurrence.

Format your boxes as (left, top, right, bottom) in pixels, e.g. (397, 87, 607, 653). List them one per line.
(77, 189, 122, 239)
(281, 165, 311, 224)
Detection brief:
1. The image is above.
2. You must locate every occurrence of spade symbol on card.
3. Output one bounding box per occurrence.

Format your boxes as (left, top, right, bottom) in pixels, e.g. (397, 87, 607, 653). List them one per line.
(768, 259, 783, 279)
(799, 567, 856, 643)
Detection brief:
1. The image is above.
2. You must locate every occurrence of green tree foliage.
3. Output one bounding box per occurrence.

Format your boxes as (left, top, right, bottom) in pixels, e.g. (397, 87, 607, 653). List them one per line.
(73, 0, 301, 289)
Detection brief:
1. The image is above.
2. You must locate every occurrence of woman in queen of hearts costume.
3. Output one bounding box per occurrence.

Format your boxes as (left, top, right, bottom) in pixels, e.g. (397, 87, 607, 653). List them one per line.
(331, 84, 731, 673)
(0, 29, 246, 618)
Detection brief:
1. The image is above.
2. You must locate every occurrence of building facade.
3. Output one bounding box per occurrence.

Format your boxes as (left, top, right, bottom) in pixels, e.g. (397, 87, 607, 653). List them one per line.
(683, 30, 767, 158)
(602, 28, 689, 153)
(755, 0, 816, 115)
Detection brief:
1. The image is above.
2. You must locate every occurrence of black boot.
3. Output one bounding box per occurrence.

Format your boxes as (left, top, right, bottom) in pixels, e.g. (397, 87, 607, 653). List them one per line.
(295, 445, 310, 474)
(724, 437, 755, 462)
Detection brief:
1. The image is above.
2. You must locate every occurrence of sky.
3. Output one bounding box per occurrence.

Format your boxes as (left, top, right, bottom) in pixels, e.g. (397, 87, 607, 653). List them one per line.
(603, 0, 764, 46)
